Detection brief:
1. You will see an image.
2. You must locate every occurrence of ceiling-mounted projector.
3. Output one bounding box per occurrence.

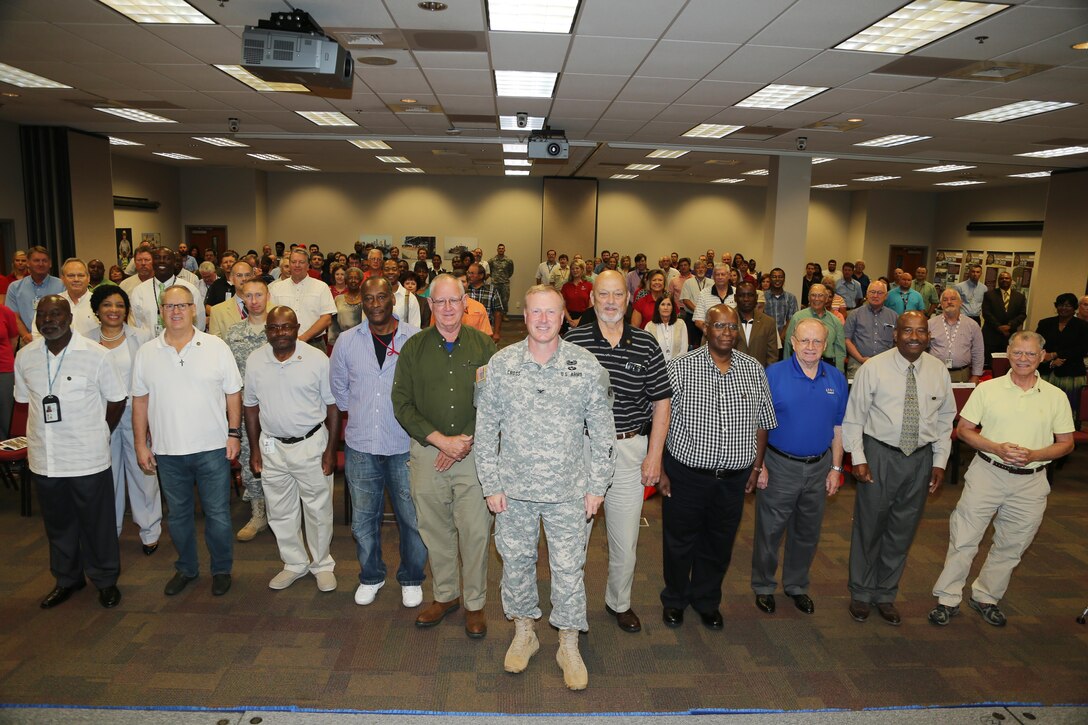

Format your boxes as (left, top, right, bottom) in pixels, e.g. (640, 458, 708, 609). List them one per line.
(242, 9, 353, 99)
(528, 131, 569, 160)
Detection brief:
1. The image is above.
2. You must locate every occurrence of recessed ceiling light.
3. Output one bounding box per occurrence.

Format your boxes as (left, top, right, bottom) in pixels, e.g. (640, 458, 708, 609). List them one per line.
(285, 165, 319, 171)
(0, 63, 71, 89)
(915, 164, 976, 173)
(400, 98, 418, 104)
(193, 136, 249, 148)
(742, 169, 769, 176)
(296, 111, 357, 127)
(610, 174, 638, 180)
(646, 149, 689, 159)
(357, 56, 397, 66)
(500, 115, 545, 130)
(834, 1, 1007, 55)
(418, 1, 448, 10)
(247, 153, 290, 161)
(855, 134, 930, 147)
(504, 158, 532, 166)
(95, 0, 214, 24)
(1007, 171, 1051, 178)
(348, 139, 392, 150)
(488, 0, 579, 33)
(214, 65, 310, 93)
(956, 100, 1077, 122)
(812, 183, 847, 188)
(506, 170, 531, 177)
(376, 156, 410, 163)
(495, 70, 558, 98)
(0, 91, 18, 98)
(811, 157, 836, 164)
(934, 180, 986, 186)
(1073, 41, 1088, 51)
(108, 137, 142, 146)
(854, 175, 901, 182)
(626, 163, 659, 171)
(153, 152, 200, 160)
(711, 178, 745, 184)
(682, 123, 743, 139)
(1016, 146, 1088, 158)
(735, 84, 829, 110)
(847, 118, 863, 123)
(95, 107, 177, 123)
(397, 167, 425, 173)
(502, 142, 528, 153)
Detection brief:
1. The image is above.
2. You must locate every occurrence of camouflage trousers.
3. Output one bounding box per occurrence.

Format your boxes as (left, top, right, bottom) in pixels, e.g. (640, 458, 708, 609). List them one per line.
(495, 497, 588, 632)
(239, 419, 263, 502)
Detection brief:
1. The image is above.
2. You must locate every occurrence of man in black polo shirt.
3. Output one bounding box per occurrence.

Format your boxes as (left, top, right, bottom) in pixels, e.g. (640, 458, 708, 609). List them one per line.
(565, 270, 672, 634)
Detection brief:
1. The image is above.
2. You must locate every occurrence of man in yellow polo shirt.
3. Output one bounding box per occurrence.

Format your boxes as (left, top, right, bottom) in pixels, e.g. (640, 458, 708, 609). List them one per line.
(929, 330, 1074, 628)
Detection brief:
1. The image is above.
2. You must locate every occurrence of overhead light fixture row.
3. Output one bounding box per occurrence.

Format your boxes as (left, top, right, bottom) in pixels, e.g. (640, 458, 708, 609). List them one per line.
(397, 167, 425, 173)
(0, 63, 71, 89)
(855, 134, 930, 147)
(625, 163, 659, 171)
(153, 152, 200, 160)
(835, 0, 1007, 55)
(1007, 171, 1051, 178)
(348, 139, 392, 150)
(1016, 145, 1088, 158)
(506, 169, 531, 176)
(915, 164, 976, 172)
(215, 65, 310, 93)
(711, 178, 744, 184)
(286, 165, 319, 171)
(956, 100, 1077, 122)
(108, 137, 142, 146)
(811, 157, 836, 164)
(193, 137, 248, 147)
(682, 124, 742, 139)
(610, 174, 638, 180)
(812, 183, 847, 188)
(735, 84, 828, 110)
(503, 143, 528, 153)
(495, 70, 558, 98)
(504, 158, 532, 167)
(488, 0, 579, 33)
(248, 153, 290, 161)
(376, 156, 410, 163)
(742, 169, 769, 176)
(854, 175, 901, 182)
(95, 107, 177, 123)
(96, 0, 214, 24)
(647, 149, 689, 159)
(500, 115, 545, 131)
(934, 180, 986, 186)
(296, 111, 357, 127)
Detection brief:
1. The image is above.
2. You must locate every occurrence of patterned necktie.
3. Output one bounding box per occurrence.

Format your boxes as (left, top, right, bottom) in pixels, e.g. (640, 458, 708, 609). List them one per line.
(899, 363, 919, 456)
(1002, 290, 1010, 310)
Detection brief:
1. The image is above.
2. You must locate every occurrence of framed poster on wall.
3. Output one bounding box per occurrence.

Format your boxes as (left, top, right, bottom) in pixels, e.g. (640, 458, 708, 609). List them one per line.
(116, 228, 133, 269)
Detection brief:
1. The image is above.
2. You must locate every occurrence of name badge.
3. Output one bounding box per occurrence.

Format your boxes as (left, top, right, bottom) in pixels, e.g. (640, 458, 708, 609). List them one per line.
(261, 435, 276, 455)
(42, 394, 61, 423)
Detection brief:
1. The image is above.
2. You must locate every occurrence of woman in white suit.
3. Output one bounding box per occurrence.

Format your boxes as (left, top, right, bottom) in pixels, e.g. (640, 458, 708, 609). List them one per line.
(649, 295, 688, 362)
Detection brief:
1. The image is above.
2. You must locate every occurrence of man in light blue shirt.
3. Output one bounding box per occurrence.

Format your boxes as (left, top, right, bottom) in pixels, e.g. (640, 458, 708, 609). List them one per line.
(835, 262, 863, 310)
(6, 246, 64, 346)
(954, 264, 987, 324)
(885, 272, 926, 315)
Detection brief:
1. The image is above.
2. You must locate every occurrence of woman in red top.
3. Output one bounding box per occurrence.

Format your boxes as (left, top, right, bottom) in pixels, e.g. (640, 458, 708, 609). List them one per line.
(329, 262, 348, 298)
(561, 259, 592, 334)
(630, 269, 667, 329)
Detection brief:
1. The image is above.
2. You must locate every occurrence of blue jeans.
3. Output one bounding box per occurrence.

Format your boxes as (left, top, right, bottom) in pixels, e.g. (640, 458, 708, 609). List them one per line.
(345, 447, 427, 586)
(157, 449, 234, 577)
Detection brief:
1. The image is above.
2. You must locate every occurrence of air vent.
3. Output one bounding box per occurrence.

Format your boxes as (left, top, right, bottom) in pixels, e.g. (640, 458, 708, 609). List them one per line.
(948, 60, 1051, 83)
(387, 103, 443, 114)
(731, 126, 791, 141)
(966, 220, 1043, 233)
(328, 28, 408, 50)
(805, 119, 864, 132)
(113, 196, 160, 210)
(243, 37, 264, 65)
(432, 149, 467, 156)
(703, 159, 740, 166)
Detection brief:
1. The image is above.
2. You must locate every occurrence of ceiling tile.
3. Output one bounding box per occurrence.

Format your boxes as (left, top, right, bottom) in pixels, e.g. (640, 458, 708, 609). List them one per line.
(437, 94, 496, 115)
(382, 0, 486, 31)
(602, 101, 667, 121)
(574, 0, 686, 39)
(749, 0, 905, 47)
(146, 26, 246, 66)
(549, 98, 611, 118)
(675, 80, 763, 107)
(489, 32, 570, 72)
(564, 36, 654, 76)
(413, 51, 491, 70)
(637, 41, 740, 80)
(776, 50, 894, 87)
(422, 68, 493, 96)
(665, 0, 795, 44)
(841, 74, 930, 93)
(705, 45, 821, 83)
(60, 24, 198, 65)
(916, 6, 1088, 60)
(556, 73, 628, 101)
(357, 67, 432, 94)
(615, 77, 694, 104)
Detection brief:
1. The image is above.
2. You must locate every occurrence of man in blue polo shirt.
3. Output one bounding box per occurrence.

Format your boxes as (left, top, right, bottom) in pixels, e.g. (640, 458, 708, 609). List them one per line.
(885, 272, 926, 315)
(6, 246, 64, 346)
(751, 318, 847, 616)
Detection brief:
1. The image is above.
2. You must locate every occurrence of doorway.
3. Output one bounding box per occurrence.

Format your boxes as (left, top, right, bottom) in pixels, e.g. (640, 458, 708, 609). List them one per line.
(887, 246, 927, 281)
(0, 219, 16, 276)
(186, 225, 228, 261)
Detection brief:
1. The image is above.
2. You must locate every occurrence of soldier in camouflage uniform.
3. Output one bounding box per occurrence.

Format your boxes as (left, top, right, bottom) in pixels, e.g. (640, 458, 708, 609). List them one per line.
(487, 243, 514, 319)
(475, 284, 616, 691)
(225, 278, 271, 541)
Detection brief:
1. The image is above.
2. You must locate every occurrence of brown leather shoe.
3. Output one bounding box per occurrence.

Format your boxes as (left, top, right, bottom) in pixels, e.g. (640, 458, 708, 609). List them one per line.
(605, 604, 642, 632)
(848, 599, 871, 622)
(464, 608, 487, 639)
(876, 602, 902, 626)
(415, 598, 460, 627)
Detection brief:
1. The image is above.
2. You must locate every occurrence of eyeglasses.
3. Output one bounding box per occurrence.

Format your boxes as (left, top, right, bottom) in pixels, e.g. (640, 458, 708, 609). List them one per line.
(431, 297, 464, 308)
(161, 303, 194, 311)
(266, 323, 299, 333)
(709, 322, 739, 331)
(1008, 350, 1040, 359)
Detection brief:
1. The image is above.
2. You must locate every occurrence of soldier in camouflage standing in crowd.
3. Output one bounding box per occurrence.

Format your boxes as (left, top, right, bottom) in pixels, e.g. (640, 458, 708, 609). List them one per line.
(475, 284, 616, 691)
(487, 243, 514, 321)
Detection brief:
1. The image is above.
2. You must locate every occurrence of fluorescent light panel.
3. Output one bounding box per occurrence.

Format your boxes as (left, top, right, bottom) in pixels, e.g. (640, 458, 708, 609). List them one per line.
(499, 115, 545, 131)
(495, 70, 558, 98)
(0, 63, 70, 89)
(505, 170, 531, 176)
(811, 157, 836, 164)
(835, 0, 1007, 55)
(397, 167, 425, 173)
(153, 152, 200, 160)
(682, 123, 743, 139)
(610, 174, 638, 180)
(108, 137, 142, 146)
(935, 180, 985, 186)
(625, 163, 659, 171)
(1016, 146, 1088, 158)
(1007, 171, 1051, 178)
(376, 156, 410, 163)
(296, 111, 357, 127)
(813, 183, 847, 188)
(647, 149, 689, 159)
(286, 165, 319, 171)
(915, 164, 976, 173)
(247, 153, 290, 161)
(488, 0, 579, 33)
(711, 178, 744, 184)
(96, 0, 214, 24)
(504, 158, 532, 167)
(348, 139, 391, 150)
(855, 134, 930, 147)
(193, 136, 248, 147)
(742, 169, 769, 176)
(854, 175, 901, 182)
(94, 107, 176, 123)
(503, 142, 528, 153)
(956, 100, 1077, 122)
(735, 84, 828, 110)
(215, 65, 310, 92)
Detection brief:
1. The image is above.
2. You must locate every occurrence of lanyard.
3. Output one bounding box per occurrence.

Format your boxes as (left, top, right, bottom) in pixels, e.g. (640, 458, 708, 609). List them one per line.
(371, 325, 399, 357)
(45, 343, 69, 394)
(942, 318, 960, 363)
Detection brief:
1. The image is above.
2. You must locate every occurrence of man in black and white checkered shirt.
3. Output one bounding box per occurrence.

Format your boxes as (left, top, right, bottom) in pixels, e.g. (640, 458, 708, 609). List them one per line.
(658, 303, 777, 631)
(465, 263, 504, 343)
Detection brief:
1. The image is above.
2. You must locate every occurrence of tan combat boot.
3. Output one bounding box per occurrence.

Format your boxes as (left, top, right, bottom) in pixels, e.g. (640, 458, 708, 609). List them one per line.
(236, 498, 268, 541)
(556, 629, 587, 690)
(503, 617, 539, 673)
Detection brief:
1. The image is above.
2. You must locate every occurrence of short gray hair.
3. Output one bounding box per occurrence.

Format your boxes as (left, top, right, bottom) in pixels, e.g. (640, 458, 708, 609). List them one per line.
(1008, 330, 1045, 350)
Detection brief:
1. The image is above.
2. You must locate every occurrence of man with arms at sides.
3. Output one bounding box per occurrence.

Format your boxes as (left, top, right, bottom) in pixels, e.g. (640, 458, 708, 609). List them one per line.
(752, 319, 846, 616)
(692, 264, 736, 336)
(680, 258, 712, 348)
(883, 271, 926, 316)
(658, 305, 777, 630)
(854, 260, 871, 294)
(783, 284, 846, 373)
(464, 262, 504, 344)
(332, 277, 426, 608)
(763, 268, 798, 352)
(16, 296, 126, 609)
(209, 261, 254, 339)
(843, 311, 956, 625)
(981, 271, 1027, 365)
(626, 253, 648, 299)
(244, 306, 341, 592)
(393, 274, 498, 637)
(565, 270, 671, 634)
(177, 242, 198, 273)
(843, 281, 897, 380)
(488, 243, 514, 318)
(205, 249, 239, 309)
(912, 267, 939, 317)
(384, 258, 421, 329)
(120, 247, 154, 297)
(929, 331, 1073, 628)
(733, 282, 779, 368)
(130, 247, 206, 337)
(57, 258, 100, 336)
(928, 288, 984, 384)
(476, 285, 615, 690)
(954, 263, 987, 326)
(668, 257, 692, 316)
(7, 246, 64, 346)
(268, 248, 336, 351)
(536, 248, 558, 286)
(835, 262, 863, 311)
(132, 285, 242, 597)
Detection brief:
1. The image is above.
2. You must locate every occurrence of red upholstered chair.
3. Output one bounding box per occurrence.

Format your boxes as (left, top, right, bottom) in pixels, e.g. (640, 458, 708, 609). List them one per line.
(1069, 387, 1088, 449)
(946, 384, 977, 486)
(0, 402, 31, 516)
(991, 353, 1010, 377)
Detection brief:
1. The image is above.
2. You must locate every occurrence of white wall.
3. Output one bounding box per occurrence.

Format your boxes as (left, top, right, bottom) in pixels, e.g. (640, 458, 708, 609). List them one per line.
(111, 154, 181, 252)
(0, 122, 28, 270)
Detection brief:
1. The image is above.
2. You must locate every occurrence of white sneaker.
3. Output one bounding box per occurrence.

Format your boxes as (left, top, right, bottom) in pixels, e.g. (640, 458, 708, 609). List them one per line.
(401, 585, 423, 608)
(354, 580, 385, 605)
(268, 569, 308, 590)
(314, 571, 338, 592)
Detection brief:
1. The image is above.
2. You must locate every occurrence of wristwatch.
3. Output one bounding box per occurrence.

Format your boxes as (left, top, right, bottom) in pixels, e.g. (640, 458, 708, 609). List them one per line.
(227, 427, 242, 439)
(830, 465, 844, 473)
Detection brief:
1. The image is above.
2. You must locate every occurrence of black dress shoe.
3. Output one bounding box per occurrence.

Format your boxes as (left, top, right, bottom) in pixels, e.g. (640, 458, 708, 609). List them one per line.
(848, 599, 870, 622)
(697, 609, 724, 630)
(755, 594, 776, 614)
(876, 602, 901, 626)
(605, 604, 642, 633)
(142, 542, 159, 556)
(790, 593, 815, 615)
(164, 572, 197, 596)
(211, 573, 232, 596)
(98, 585, 122, 608)
(662, 607, 684, 628)
(40, 582, 85, 609)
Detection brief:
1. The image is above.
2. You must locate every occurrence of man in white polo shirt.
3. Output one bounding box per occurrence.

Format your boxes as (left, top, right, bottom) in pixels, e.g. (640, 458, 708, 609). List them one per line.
(269, 248, 336, 350)
(132, 285, 242, 597)
(244, 305, 341, 592)
(130, 247, 206, 336)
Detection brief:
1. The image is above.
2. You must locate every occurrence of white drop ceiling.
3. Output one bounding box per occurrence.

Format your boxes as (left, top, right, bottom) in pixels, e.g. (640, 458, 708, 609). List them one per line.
(0, 0, 1086, 191)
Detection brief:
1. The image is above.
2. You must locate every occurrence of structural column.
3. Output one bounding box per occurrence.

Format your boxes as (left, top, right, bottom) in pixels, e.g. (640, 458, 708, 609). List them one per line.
(763, 155, 812, 298)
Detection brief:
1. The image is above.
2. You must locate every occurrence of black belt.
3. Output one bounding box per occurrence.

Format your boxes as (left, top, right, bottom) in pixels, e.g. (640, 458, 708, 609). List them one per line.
(768, 445, 827, 464)
(864, 434, 930, 455)
(670, 456, 747, 480)
(978, 452, 1038, 476)
(273, 422, 323, 445)
(949, 365, 969, 372)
